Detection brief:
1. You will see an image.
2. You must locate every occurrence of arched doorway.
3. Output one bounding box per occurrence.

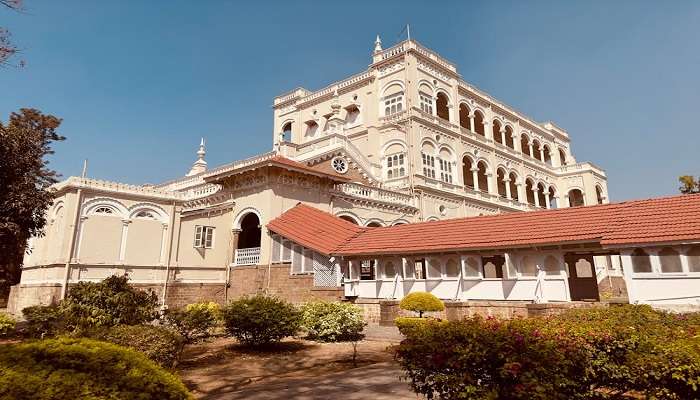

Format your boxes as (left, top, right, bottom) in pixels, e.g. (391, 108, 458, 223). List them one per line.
(235, 212, 261, 265)
(568, 189, 585, 207)
(436, 92, 449, 121)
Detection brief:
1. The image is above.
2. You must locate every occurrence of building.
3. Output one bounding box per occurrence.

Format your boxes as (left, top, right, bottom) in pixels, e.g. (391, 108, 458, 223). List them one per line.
(12, 37, 693, 316)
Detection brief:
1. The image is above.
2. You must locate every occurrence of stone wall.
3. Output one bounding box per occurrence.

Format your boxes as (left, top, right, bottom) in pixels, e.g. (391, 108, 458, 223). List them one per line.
(7, 284, 62, 315)
(352, 298, 609, 326)
(597, 276, 629, 301)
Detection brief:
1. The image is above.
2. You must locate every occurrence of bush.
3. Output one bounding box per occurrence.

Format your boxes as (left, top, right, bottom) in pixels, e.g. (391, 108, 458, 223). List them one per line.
(395, 305, 700, 400)
(21, 304, 65, 338)
(394, 316, 447, 336)
(0, 337, 192, 399)
(165, 302, 220, 343)
(300, 301, 366, 342)
(399, 292, 444, 317)
(221, 294, 300, 346)
(87, 324, 184, 368)
(0, 313, 15, 337)
(61, 274, 159, 329)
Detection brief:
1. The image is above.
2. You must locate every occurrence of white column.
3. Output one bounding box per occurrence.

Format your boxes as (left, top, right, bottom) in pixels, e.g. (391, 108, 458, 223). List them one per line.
(545, 190, 551, 209)
(118, 219, 131, 263)
(159, 223, 169, 265)
(468, 113, 474, 132)
(504, 178, 512, 199)
(517, 182, 525, 204)
(73, 216, 88, 262)
(484, 120, 491, 140)
(500, 126, 506, 145)
(533, 187, 540, 208)
(471, 167, 479, 191)
(539, 146, 545, 162)
(486, 172, 494, 194)
(528, 141, 534, 158)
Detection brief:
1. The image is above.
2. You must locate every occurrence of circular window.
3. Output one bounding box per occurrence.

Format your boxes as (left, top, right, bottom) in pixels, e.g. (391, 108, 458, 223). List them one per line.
(438, 205, 447, 216)
(331, 157, 348, 174)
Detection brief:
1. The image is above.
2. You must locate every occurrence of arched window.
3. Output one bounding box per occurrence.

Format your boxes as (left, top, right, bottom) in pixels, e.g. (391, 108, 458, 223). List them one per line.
(521, 134, 531, 157)
(436, 92, 449, 121)
(464, 257, 480, 277)
(568, 189, 585, 207)
(532, 139, 543, 161)
(427, 258, 442, 278)
(383, 91, 404, 116)
(496, 168, 507, 198)
(526, 179, 536, 206)
(493, 120, 503, 144)
(558, 148, 568, 166)
(386, 153, 406, 179)
(462, 156, 474, 188)
(509, 172, 519, 202)
(659, 247, 683, 273)
(537, 183, 547, 209)
(505, 126, 515, 149)
(281, 122, 292, 142)
(520, 255, 538, 277)
(459, 104, 471, 130)
(631, 248, 652, 273)
(419, 91, 433, 114)
(543, 255, 560, 275)
(596, 186, 605, 205)
(238, 212, 261, 250)
(543, 145, 552, 166)
(422, 152, 436, 179)
(366, 221, 383, 228)
(548, 187, 558, 209)
(93, 206, 114, 215)
(473, 110, 485, 136)
(687, 245, 700, 272)
(134, 210, 156, 219)
(305, 120, 318, 138)
(477, 161, 489, 193)
(338, 215, 359, 225)
(345, 105, 360, 126)
(383, 260, 398, 278)
(445, 258, 460, 277)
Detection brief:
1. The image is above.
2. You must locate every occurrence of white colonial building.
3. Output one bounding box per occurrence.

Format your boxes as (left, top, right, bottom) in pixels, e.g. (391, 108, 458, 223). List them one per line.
(10, 37, 698, 317)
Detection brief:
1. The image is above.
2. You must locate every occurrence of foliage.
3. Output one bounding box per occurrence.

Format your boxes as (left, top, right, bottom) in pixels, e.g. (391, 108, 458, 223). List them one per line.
(0, 109, 64, 293)
(0, 337, 193, 399)
(61, 274, 159, 330)
(221, 294, 300, 347)
(165, 301, 220, 343)
(300, 301, 366, 342)
(399, 292, 445, 317)
(679, 175, 700, 194)
(395, 305, 700, 400)
(21, 304, 65, 338)
(394, 316, 447, 336)
(87, 324, 184, 368)
(0, 313, 15, 337)
(0, 1, 23, 67)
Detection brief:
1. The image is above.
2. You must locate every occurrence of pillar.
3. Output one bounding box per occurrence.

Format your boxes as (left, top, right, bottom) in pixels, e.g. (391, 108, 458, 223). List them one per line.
(483, 120, 491, 140)
(118, 219, 131, 262)
(504, 178, 512, 199)
(533, 187, 540, 208)
(500, 126, 506, 145)
(517, 182, 525, 204)
(528, 141, 534, 158)
(539, 146, 545, 162)
(545, 190, 551, 209)
(471, 167, 479, 192)
(486, 172, 494, 194)
(468, 113, 474, 132)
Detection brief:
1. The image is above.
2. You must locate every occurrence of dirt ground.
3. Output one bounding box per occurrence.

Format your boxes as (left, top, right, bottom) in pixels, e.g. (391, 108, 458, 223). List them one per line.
(177, 337, 401, 399)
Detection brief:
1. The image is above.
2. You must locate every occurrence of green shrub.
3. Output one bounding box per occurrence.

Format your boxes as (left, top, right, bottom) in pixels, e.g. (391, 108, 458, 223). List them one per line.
(395, 305, 700, 399)
(62, 274, 159, 329)
(221, 294, 300, 346)
(21, 304, 65, 338)
(0, 313, 16, 337)
(0, 337, 192, 399)
(87, 324, 184, 368)
(399, 292, 444, 317)
(165, 301, 220, 343)
(300, 301, 366, 342)
(394, 316, 447, 336)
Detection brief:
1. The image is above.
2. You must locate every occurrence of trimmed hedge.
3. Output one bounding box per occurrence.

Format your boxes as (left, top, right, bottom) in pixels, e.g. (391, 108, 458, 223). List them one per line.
(394, 316, 447, 336)
(399, 292, 444, 318)
(395, 305, 700, 399)
(21, 304, 64, 338)
(221, 294, 300, 346)
(87, 324, 184, 368)
(300, 301, 366, 342)
(0, 338, 192, 399)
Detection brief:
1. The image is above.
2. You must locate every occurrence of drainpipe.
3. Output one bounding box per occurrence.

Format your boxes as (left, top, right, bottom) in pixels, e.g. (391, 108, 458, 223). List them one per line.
(161, 200, 177, 308)
(61, 187, 83, 300)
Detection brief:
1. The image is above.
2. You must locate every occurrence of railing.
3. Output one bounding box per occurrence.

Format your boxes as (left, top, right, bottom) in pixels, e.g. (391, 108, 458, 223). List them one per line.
(234, 247, 261, 266)
(556, 162, 607, 177)
(334, 182, 416, 208)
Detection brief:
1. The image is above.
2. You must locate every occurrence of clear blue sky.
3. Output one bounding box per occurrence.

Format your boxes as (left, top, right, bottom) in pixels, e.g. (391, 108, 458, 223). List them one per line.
(1, 1, 698, 201)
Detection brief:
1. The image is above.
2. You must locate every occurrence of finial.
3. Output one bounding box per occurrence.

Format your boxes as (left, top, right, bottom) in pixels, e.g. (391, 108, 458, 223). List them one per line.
(187, 137, 208, 176)
(374, 34, 383, 54)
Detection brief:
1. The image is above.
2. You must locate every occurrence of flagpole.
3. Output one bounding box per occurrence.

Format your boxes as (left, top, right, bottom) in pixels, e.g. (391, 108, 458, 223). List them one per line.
(407, 24, 411, 41)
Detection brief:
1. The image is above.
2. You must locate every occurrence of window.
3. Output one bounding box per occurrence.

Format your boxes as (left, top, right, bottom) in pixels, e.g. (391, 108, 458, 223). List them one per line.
(436, 92, 449, 121)
(687, 246, 700, 272)
(281, 122, 292, 142)
(383, 260, 398, 279)
(360, 260, 375, 280)
(419, 92, 433, 114)
(659, 247, 683, 273)
(520, 255, 538, 277)
(331, 156, 348, 174)
(568, 189, 585, 207)
(386, 153, 406, 179)
(94, 206, 114, 215)
(631, 248, 652, 273)
(596, 186, 605, 205)
(464, 257, 480, 277)
(305, 120, 318, 137)
(422, 152, 436, 179)
(558, 148, 568, 166)
(194, 225, 214, 249)
(445, 258, 460, 278)
(473, 111, 485, 136)
(345, 105, 360, 126)
(439, 158, 452, 183)
(135, 210, 156, 219)
(414, 258, 427, 279)
(427, 258, 441, 278)
(384, 93, 404, 116)
(543, 255, 560, 275)
(482, 255, 505, 278)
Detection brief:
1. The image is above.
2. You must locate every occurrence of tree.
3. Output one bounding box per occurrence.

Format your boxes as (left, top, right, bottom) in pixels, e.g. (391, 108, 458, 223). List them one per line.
(1, 0, 23, 67)
(0, 108, 64, 295)
(678, 175, 699, 194)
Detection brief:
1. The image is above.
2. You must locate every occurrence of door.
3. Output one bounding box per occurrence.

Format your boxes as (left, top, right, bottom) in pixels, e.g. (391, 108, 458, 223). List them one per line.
(564, 253, 600, 301)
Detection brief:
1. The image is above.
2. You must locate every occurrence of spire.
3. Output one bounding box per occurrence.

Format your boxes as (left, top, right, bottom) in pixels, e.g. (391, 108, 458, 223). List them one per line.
(373, 34, 382, 54)
(187, 137, 208, 176)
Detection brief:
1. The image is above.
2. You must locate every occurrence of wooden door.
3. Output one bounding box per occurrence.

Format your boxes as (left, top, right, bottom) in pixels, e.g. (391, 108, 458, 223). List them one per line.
(564, 254, 600, 301)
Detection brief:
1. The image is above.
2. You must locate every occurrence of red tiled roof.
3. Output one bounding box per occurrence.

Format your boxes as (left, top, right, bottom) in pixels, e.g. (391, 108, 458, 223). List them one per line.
(266, 203, 366, 255)
(266, 194, 700, 256)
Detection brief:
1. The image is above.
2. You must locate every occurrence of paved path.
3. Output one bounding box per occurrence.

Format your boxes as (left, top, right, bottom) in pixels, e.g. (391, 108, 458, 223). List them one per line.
(204, 361, 419, 400)
(363, 325, 403, 343)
